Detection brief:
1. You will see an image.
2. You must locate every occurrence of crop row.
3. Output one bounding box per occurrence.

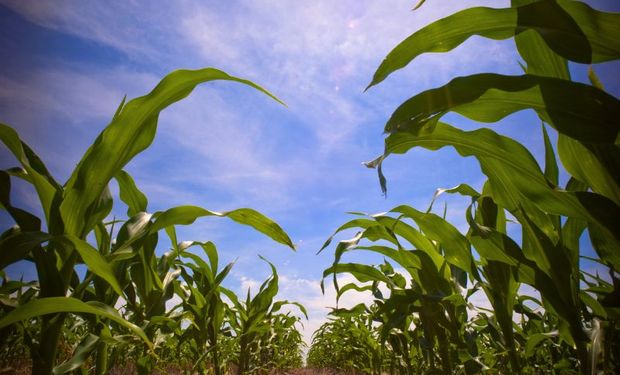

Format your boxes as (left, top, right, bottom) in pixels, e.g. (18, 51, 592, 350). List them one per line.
(310, 1, 619, 374)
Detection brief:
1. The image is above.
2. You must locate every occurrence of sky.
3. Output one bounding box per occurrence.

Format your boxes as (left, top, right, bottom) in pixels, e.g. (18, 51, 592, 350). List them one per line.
(1, 0, 619, 348)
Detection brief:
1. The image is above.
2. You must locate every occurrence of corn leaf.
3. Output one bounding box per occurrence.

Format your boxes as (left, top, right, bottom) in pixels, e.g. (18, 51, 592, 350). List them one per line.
(0, 230, 51, 269)
(323, 263, 393, 287)
(376, 123, 620, 268)
(368, 0, 620, 88)
(63, 235, 124, 296)
(150, 205, 294, 249)
(60, 68, 283, 237)
(115, 170, 148, 217)
(0, 124, 59, 224)
(383, 74, 620, 145)
(52, 334, 99, 374)
(0, 297, 152, 348)
(389, 205, 474, 275)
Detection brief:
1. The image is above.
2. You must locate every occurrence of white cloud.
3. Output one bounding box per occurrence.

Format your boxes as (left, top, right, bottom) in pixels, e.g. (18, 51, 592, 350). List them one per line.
(0, 0, 177, 59)
(1, 0, 520, 216)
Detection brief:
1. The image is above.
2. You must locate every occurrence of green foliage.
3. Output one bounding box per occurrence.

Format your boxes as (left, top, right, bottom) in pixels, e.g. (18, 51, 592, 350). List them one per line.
(224, 256, 306, 375)
(317, 1, 620, 374)
(0, 68, 305, 374)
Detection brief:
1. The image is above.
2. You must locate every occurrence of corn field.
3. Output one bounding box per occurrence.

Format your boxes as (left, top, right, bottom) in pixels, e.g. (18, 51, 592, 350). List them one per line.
(1, 0, 619, 374)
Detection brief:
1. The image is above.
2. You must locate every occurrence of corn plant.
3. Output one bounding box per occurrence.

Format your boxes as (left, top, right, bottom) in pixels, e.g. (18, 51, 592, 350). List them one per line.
(319, 0, 620, 373)
(307, 310, 382, 374)
(258, 312, 305, 371)
(0, 67, 296, 374)
(173, 239, 234, 375)
(223, 256, 306, 375)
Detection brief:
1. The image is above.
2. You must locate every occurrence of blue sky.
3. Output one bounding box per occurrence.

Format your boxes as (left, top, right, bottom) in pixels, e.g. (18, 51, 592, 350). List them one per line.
(1, 0, 619, 345)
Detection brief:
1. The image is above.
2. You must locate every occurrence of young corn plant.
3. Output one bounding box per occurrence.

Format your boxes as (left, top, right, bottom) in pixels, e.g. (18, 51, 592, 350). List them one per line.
(0, 67, 295, 374)
(223, 256, 306, 375)
(173, 239, 234, 375)
(307, 304, 389, 375)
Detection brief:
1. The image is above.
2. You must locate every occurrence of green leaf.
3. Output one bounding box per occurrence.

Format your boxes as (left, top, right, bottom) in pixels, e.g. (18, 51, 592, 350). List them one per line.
(251, 256, 279, 314)
(115, 170, 148, 217)
(0, 297, 152, 348)
(336, 282, 375, 301)
(150, 206, 294, 249)
(323, 263, 393, 287)
(588, 66, 604, 90)
(412, 0, 426, 10)
(383, 74, 620, 145)
(541, 123, 559, 186)
(60, 68, 283, 237)
(427, 183, 480, 213)
(368, 0, 620, 88)
(512, 0, 620, 211)
(525, 332, 558, 358)
(0, 230, 51, 269)
(557, 137, 620, 206)
(389, 205, 474, 275)
(0, 124, 59, 224)
(52, 334, 99, 374)
(318, 218, 386, 255)
(272, 300, 308, 320)
(378, 122, 620, 263)
(63, 235, 124, 296)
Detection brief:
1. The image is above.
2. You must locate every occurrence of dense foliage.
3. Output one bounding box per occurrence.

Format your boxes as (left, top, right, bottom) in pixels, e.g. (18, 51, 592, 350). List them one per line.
(1, 1, 619, 374)
(0, 69, 305, 374)
(312, 0, 620, 374)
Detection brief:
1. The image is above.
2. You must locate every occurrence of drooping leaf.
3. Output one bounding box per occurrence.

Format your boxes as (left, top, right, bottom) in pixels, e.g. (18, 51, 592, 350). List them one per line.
(0, 230, 51, 269)
(115, 170, 148, 217)
(323, 263, 393, 289)
(427, 183, 479, 213)
(0, 297, 151, 348)
(150, 205, 294, 249)
(63, 235, 124, 296)
(388, 205, 475, 275)
(368, 0, 620, 88)
(52, 334, 100, 374)
(383, 74, 620, 145)
(374, 122, 620, 264)
(272, 300, 309, 320)
(60, 68, 283, 237)
(0, 125, 59, 224)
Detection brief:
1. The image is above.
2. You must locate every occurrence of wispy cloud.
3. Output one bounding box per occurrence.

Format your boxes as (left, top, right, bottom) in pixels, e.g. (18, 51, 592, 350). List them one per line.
(1, 0, 548, 351)
(0, 0, 181, 60)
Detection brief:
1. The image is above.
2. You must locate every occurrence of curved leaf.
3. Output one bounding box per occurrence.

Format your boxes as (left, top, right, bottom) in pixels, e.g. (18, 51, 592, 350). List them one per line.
(384, 73, 620, 145)
(0, 230, 51, 269)
(368, 0, 620, 88)
(52, 334, 99, 374)
(150, 205, 294, 249)
(60, 68, 283, 237)
(558, 137, 620, 206)
(62, 235, 125, 297)
(0, 124, 59, 224)
(323, 263, 393, 288)
(389, 205, 474, 275)
(115, 170, 148, 217)
(0, 297, 151, 348)
(373, 122, 620, 269)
